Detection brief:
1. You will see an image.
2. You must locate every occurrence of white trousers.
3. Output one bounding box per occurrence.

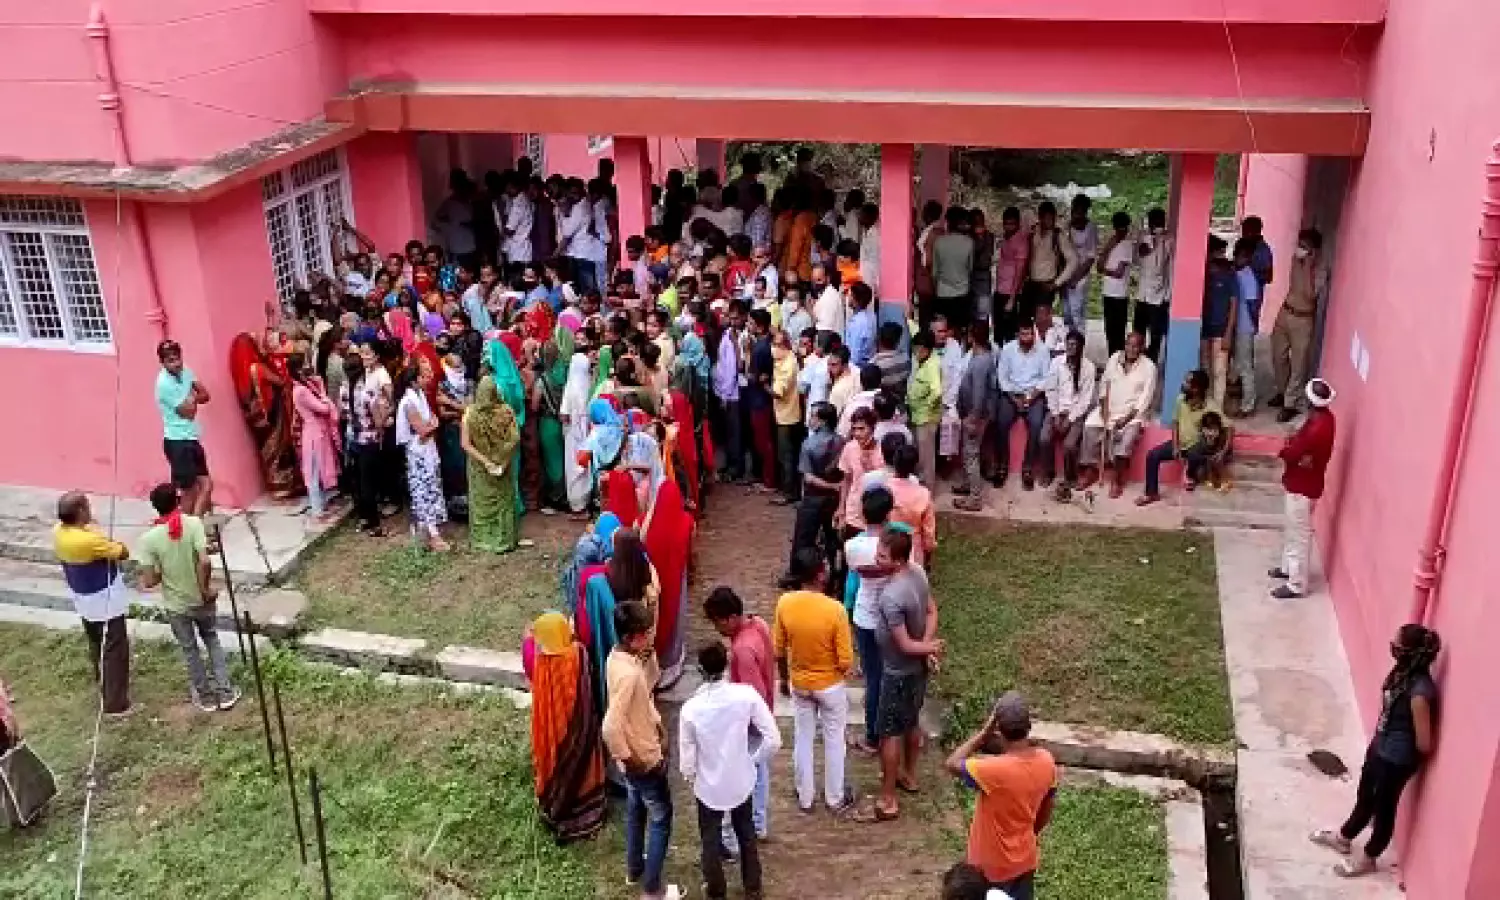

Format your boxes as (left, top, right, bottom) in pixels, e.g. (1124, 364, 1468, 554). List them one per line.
(1282, 492, 1313, 593)
(792, 682, 848, 809)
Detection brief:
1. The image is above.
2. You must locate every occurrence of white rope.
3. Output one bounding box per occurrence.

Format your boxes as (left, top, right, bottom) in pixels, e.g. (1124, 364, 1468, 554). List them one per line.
(73, 188, 131, 899)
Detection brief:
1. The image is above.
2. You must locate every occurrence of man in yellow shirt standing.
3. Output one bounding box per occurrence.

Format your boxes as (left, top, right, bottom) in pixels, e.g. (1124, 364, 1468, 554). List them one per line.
(773, 547, 856, 814)
(52, 491, 134, 717)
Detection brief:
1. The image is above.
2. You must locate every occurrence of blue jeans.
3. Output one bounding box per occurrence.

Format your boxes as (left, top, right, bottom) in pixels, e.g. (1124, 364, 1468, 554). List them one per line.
(995, 394, 1048, 473)
(721, 755, 770, 852)
(1143, 440, 1178, 496)
(624, 766, 673, 893)
(855, 626, 883, 747)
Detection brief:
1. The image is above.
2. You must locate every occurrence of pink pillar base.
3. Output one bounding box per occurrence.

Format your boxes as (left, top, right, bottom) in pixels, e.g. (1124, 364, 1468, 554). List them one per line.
(879, 143, 915, 307)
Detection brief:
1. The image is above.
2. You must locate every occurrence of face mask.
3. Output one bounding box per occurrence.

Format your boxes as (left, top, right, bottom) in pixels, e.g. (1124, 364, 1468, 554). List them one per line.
(1296, 247, 1311, 260)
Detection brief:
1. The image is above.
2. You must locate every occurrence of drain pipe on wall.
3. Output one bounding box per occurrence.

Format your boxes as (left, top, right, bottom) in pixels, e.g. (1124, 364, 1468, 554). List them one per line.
(1410, 139, 1500, 625)
(87, 3, 170, 338)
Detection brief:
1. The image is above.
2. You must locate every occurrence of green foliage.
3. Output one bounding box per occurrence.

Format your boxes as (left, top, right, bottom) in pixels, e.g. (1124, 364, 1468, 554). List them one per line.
(932, 523, 1233, 745)
(370, 544, 446, 591)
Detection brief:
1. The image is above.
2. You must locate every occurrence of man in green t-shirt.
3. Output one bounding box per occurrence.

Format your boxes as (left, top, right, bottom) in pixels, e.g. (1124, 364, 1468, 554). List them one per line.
(136, 483, 240, 713)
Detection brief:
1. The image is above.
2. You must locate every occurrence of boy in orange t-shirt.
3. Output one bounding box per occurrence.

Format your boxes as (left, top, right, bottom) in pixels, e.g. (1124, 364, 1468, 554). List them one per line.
(944, 691, 1057, 900)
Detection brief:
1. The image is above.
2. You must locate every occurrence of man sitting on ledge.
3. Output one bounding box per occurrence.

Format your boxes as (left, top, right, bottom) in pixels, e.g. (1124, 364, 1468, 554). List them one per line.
(1078, 331, 1157, 499)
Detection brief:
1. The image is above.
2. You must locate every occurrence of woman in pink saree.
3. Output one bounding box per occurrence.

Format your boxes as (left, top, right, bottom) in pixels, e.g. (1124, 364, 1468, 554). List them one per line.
(289, 351, 341, 523)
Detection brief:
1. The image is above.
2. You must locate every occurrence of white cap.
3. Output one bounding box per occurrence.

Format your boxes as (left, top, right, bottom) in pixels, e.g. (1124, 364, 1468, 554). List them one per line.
(1305, 377, 1336, 408)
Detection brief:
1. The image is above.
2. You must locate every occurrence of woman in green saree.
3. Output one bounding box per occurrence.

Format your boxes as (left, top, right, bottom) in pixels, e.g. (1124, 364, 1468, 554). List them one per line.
(486, 338, 529, 519)
(533, 326, 572, 512)
(460, 375, 521, 553)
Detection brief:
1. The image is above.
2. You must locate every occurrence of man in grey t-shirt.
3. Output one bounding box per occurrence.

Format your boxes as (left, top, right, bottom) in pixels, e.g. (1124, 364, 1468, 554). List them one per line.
(856, 526, 942, 825)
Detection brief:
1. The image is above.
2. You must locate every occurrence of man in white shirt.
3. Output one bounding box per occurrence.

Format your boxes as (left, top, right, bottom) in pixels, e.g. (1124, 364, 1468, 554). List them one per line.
(1062, 194, 1099, 333)
(1097, 211, 1136, 357)
(1041, 330, 1097, 489)
(680, 641, 781, 900)
(1031, 303, 1067, 358)
(1133, 207, 1174, 362)
(932, 316, 968, 464)
(1080, 331, 1158, 498)
(798, 332, 834, 423)
(556, 179, 602, 293)
(500, 173, 533, 272)
(857, 204, 881, 293)
(810, 264, 846, 337)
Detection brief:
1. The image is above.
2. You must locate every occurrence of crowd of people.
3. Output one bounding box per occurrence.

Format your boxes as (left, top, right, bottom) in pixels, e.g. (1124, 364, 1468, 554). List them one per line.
(2, 148, 1417, 897)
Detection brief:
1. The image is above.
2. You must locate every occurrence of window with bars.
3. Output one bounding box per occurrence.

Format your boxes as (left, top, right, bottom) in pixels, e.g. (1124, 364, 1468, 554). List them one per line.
(261, 150, 352, 302)
(586, 135, 614, 156)
(522, 134, 546, 172)
(0, 196, 111, 348)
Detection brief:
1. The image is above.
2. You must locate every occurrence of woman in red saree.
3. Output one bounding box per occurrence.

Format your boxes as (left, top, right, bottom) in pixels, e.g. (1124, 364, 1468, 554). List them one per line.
(665, 390, 702, 511)
(642, 478, 693, 690)
(228, 332, 303, 498)
(525, 612, 606, 843)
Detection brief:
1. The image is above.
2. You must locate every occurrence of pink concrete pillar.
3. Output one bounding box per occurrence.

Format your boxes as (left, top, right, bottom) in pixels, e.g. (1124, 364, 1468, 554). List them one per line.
(1243, 154, 1309, 321)
(879, 143, 915, 307)
(614, 136, 652, 244)
(918, 144, 950, 211)
(348, 133, 426, 254)
(697, 139, 725, 178)
(1159, 153, 1217, 424)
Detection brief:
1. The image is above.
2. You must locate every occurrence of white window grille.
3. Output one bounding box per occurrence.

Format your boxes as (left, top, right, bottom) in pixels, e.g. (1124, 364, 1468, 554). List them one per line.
(261, 149, 353, 301)
(0, 196, 111, 349)
(587, 135, 614, 156)
(522, 134, 546, 172)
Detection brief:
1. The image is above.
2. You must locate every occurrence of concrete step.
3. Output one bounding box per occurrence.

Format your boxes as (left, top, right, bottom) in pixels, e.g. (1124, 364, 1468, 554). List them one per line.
(1183, 508, 1283, 531)
(1227, 455, 1282, 486)
(0, 557, 308, 637)
(1180, 482, 1283, 518)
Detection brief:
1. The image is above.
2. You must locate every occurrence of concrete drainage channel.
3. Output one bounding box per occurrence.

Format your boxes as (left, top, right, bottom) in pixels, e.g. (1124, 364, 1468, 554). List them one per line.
(1027, 722, 1244, 900)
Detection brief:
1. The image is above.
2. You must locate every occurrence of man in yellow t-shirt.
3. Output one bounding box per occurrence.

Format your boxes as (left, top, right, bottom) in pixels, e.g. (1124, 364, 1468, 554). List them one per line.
(772, 547, 855, 814)
(53, 491, 134, 717)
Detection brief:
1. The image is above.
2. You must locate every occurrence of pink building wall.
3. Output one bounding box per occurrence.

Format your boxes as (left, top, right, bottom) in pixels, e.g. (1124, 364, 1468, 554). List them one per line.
(1307, 0, 1500, 895)
(0, 0, 340, 165)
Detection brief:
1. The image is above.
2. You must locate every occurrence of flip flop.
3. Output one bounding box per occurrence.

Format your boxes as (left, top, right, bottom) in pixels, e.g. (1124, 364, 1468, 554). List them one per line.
(897, 779, 921, 795)
(849, 799, 899, 824)
(1335, 856, 1377, 878)
(1310, 829, 1351, 855)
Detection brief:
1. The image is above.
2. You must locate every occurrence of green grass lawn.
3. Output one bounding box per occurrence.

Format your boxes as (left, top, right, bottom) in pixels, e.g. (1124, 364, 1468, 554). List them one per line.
(931, 519, 1232, 746)
(0, 626, 589, 899)
(295, 512, 581, 650)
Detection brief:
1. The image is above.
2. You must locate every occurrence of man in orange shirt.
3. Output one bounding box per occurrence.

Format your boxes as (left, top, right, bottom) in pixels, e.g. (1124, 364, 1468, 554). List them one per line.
(944, 692, 1057, 900)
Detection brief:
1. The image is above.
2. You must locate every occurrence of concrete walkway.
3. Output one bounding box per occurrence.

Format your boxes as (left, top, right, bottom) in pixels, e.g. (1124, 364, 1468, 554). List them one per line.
(0, 483, 343, 586)
(1212, 528, 1403, 899)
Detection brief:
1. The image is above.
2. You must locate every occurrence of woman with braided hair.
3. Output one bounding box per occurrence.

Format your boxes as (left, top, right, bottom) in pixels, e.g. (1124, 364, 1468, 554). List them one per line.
(1311, 623, 1440, 877)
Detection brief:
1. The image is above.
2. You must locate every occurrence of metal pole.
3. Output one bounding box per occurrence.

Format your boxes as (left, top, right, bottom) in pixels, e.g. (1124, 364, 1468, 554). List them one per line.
(271, 681, 308, 865)
(214, 523, 248, 662)
(309, 767, 334, 900)
(242, 610, 277, 772)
